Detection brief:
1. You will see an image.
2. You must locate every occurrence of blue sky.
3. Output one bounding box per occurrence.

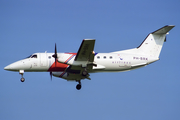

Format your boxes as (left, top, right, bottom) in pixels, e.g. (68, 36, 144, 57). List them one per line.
(0, 0, 180, 120)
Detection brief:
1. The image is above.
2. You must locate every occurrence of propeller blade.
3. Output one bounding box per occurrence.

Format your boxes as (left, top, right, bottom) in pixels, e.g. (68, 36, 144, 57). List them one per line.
(50, 72, 52, 81)
(55, 43, 57, 56)
(52, 43, 57, 66)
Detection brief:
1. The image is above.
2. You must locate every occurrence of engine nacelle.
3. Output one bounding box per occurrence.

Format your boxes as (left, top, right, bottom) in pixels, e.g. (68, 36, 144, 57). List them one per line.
(57, 53, 75, 65)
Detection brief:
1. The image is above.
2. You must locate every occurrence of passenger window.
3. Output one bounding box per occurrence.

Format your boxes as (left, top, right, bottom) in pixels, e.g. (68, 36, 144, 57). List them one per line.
(110, 56, 113, 59)
(97, 56, 100, 59)
(104, 56, 106, 59)
(31, 54, 37, 58)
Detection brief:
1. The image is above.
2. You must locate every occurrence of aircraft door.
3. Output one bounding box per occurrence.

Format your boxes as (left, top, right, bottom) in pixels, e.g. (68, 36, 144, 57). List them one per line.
(40, 53, 48, 66)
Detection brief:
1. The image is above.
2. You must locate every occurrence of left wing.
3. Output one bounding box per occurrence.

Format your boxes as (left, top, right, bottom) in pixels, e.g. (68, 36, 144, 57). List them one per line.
(74, 39, 95, 62)
(66, 39, 96, 79)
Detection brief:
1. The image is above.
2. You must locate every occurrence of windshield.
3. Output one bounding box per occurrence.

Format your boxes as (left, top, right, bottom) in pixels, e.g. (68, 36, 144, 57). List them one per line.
(26, 54, 37, 58)
(31, 54, 37, 58)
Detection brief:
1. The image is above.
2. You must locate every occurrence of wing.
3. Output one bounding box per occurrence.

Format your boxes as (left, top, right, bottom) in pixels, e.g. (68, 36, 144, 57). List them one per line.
(66, 39, 96, 80)
(74, 39, 95, 62)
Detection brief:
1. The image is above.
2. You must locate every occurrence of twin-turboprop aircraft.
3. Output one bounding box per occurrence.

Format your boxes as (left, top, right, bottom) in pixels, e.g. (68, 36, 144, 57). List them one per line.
(4, 25, 175, 90)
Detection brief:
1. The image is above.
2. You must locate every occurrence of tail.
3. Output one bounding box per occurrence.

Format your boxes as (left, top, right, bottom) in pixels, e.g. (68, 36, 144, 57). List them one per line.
(137, 25, 175, 58)
(113, 25, 175, 58)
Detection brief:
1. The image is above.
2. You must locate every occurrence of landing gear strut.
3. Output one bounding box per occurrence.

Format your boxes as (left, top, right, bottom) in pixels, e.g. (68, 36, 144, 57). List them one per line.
(76, 81, 82, 90)
(19, 70, 25, 82)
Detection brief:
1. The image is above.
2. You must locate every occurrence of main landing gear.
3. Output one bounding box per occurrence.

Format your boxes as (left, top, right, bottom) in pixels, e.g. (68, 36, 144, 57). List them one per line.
(76, 68, 90, 90)
(82, 70, 88, 76)
(19, 70, 25, 82)
(76, 81, 82, 90)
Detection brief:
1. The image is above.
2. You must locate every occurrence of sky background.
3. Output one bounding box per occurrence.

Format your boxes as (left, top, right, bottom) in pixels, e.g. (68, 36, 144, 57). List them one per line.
(0, 0, 180, 120)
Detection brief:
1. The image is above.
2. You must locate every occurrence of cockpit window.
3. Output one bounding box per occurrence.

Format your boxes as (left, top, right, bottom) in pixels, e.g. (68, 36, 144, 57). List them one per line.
(26, 54, 37, 58)
(31, 54, 37, 58)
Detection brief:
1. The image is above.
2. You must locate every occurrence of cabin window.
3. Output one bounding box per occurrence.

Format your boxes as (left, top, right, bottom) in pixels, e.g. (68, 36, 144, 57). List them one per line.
(110, 56, 113, 59)
(48, 56, 51, 59)
(31, 54, 37, 58)
(104, 56, 106, 59)
(97, 56, 100, 59)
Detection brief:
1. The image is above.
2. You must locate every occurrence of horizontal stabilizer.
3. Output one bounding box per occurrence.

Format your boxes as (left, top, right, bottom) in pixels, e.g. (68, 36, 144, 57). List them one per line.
(152, 25, 175, 34)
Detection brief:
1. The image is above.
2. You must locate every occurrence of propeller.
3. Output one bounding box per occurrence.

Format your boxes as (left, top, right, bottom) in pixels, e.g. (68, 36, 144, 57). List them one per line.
(50, 43, 58, 81)
(52, 43, 58, 66)
(50, 72, 52, 81)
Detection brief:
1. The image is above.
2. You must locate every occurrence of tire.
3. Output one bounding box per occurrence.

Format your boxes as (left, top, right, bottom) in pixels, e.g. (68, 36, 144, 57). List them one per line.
(76, 84, 81, 90)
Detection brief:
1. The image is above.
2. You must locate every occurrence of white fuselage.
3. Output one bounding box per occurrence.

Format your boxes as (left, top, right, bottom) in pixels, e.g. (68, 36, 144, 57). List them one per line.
(4, 25, 175, 90)
(4, 52, 158, 73)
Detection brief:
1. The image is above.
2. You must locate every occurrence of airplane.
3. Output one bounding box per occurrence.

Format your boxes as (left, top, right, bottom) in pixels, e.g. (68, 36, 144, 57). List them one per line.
(4, 25, 175, 90)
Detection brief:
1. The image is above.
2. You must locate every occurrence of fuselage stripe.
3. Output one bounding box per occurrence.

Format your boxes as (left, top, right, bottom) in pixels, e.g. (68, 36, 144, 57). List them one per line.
(64, 55, 75, 64)
(60, 71, 66, 77)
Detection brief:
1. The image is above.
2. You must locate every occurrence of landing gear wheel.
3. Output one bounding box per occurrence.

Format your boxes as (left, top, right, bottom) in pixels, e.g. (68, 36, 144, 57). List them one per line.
(76, 84, 81, 90)
(82, 70, 88, 76)
(20, 77, 25, 82)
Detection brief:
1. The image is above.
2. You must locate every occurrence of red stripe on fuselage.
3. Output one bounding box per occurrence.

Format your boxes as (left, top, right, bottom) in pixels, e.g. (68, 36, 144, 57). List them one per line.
(64, 53, 77, 64)
(65, 53, 77, 55)
(47, 53, 77, 72)
(48, 60, 68, 72)
(64, 54, 75, 64)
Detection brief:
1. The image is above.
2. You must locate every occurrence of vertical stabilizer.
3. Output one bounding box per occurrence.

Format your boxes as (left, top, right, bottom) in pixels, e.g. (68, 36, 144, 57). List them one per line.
(137, 25, 175, 58)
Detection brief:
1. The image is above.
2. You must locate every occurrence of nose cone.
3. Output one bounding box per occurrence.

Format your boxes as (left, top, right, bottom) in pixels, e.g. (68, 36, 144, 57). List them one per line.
(4, 63, 18, 71)
(4, 61, 23, 71)
(4, 65, 11, 71)
(4, 59, 32, 71)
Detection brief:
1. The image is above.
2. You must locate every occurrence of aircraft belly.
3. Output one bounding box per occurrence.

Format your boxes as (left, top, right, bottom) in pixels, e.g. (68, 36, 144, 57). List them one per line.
(92, 63, 131, 73)
(52, 72, 86, 81)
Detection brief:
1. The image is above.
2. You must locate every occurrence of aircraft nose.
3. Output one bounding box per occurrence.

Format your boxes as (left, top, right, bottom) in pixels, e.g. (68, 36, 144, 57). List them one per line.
(4, 65, 11, 71)
(4, 62, 20, 71)
(4, 59, 32, 71)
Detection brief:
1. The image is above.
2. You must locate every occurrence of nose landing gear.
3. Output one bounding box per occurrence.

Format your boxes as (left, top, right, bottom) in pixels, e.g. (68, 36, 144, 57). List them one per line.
(20, 77, 25, 82)
(19, 70, 25, 82)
